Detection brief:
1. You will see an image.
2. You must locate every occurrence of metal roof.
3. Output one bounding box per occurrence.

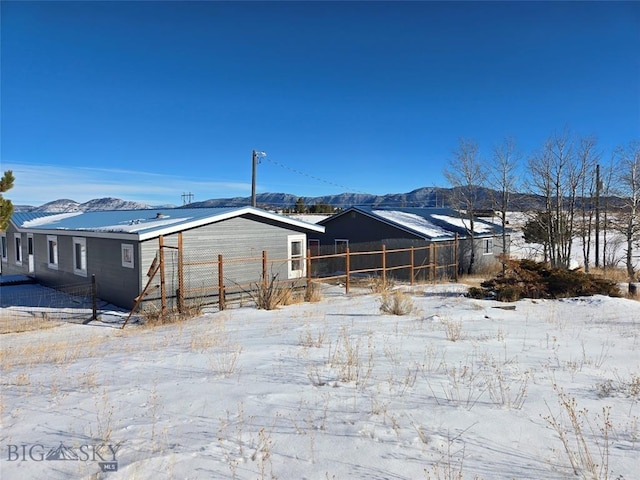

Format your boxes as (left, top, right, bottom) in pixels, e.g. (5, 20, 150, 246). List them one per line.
(11, 207, 324, 241)
(319, 206, 505, 240)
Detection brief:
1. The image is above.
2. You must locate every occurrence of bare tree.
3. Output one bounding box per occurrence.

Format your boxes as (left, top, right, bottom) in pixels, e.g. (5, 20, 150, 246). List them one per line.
(489, 137, 520, 274)
(613, 141, 640, 279)
(526, 130, 581, 269)
(576, 136, 600, 273)
(444, 138, 487, 275)
(600, 158, 617, 270)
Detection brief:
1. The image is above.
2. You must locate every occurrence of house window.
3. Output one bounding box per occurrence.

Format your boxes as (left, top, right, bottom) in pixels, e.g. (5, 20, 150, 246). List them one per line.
(483, 238, 493, 255)
(121, 244, 134, 269)
(14, 233, 22, 265)
(1, 234, 7, 262)
(308, 239, 320, 257)
(288, 235, 306, 279)
(335, 239, 349, 254)
(47, 235, 58, 269)
(28, 236, 33, 255)
(73, 237, 87, 277)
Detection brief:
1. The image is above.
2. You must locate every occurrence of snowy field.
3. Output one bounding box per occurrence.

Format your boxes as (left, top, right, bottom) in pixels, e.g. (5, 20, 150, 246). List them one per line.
(1, 280, 639, 479)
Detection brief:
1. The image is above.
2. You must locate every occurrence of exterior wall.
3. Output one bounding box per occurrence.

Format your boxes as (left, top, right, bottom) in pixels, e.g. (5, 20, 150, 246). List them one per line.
(317, 211, 444, 280)
(1, 225, 30, 276)
(138, 214, 310, 308)
(457, 235, 511, 274)
(13, 232, 142, 309)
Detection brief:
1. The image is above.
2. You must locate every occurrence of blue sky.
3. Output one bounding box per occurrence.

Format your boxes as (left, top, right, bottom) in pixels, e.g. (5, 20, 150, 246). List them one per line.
(2, 1, 639, 207)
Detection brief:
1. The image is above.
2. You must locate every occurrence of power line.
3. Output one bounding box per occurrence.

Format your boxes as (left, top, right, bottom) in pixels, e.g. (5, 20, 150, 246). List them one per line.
(263, 157, 367, 194)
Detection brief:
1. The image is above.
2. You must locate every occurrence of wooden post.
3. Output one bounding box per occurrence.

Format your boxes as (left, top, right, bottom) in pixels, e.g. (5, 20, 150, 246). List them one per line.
(91, 274, 97, 321)
(345, 248, 350, 294)
(218, 254, 225, 310)
(410, 246, 415, 286)
(432, 242, 437, 282)
(306, 248, 312, 291)
(262, 251, 268, 287)
(454, 233, 459, 282)
(158, 236, 167, 314)
(177, 232, 184, 313)
(381, 244, 387, 286)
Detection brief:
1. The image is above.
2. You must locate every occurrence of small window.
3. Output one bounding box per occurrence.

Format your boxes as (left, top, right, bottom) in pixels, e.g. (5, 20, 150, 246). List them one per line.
(288, 235, 306, 279)
(122, 244, 134, 268)
(483, 238, 493, 255)
(73, 237, 87, 277)
(28, 236, 33, 255)
(14, 233, 22, 265)
(335, 239, 349, 254)
(1, 234, 7, 262)
(47, 235, 58, 269)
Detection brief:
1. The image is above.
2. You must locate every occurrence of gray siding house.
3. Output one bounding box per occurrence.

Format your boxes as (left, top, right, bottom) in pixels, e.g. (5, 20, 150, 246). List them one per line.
(2, 207, 324, 309)
(314, 207, 509, 277)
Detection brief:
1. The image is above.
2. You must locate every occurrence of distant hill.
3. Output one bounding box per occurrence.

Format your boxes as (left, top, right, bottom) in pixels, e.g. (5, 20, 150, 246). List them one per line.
(15, 186, 616, 213)
(187, 186, 547, 211)
(14, 197, 155, 213)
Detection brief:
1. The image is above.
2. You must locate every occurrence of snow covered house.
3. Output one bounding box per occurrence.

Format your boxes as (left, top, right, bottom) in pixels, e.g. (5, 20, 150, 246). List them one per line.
(314, 206, 508, 278)
(1, 207, 324, 309)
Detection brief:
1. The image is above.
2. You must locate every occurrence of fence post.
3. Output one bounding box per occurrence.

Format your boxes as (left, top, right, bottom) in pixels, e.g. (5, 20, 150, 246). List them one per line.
(432, 242, 437, 282)
(454, 233, 459, 282)
(306, 248, 312, 291)
(91, 274, 97, 321)
(177, 232, 184, 313)
(159, 235, 167, 314)
(262, 251, 268, 287)
(345, 248, 350, 294)
(218, 254, 225, 311)
(381, 244, 387, 285)
(410, 246, 415, 286)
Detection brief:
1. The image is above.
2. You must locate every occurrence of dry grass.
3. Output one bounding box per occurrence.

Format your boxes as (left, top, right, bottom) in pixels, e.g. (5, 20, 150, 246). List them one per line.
(0, 311, 62, 334)
(304, 281, 323, 303)
(379, 290, 414, 316)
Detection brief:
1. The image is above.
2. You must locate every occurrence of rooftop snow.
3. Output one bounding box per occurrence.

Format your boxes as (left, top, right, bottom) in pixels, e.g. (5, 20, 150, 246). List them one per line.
(431, 214, 493, 234)
(372, 210, 451, 238)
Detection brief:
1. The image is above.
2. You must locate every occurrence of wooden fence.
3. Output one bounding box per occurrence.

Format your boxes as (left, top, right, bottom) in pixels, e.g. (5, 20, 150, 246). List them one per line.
(126, 234, 458, 323)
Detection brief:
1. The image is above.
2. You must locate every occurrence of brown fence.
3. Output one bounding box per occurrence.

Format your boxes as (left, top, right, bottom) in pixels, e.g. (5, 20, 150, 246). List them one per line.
(130, 234, 458, 319)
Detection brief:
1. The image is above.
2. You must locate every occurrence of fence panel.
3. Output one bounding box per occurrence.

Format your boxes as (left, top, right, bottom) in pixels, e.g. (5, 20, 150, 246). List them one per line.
(135, 236, 459, 316)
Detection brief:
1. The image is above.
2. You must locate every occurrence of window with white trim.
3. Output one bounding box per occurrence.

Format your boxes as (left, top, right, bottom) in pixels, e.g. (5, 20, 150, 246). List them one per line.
(14, 233, 22, 265)
(287, 235, 306, 279)
(1, 234, 7, 262)
(47, 235, 58, 269)
(121, 244, 134, 268)
(483, 238, 493, 255)
(335, 239, 349, 254)
(73, 237, 87, 276)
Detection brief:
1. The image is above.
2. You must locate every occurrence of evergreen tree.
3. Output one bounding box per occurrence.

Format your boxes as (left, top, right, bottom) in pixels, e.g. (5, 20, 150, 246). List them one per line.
(294, 197, 307, 214)
(0, 170, 15, 231)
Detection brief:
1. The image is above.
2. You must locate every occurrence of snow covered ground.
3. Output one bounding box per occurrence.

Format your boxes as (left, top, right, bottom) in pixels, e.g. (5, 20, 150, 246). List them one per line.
(1, 281, 639, 479)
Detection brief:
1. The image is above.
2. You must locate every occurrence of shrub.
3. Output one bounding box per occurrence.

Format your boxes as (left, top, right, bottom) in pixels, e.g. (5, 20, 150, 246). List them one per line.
(253, 274, 295, 310)
(468, 259, 621, 302)
(380, 290, 414, 315)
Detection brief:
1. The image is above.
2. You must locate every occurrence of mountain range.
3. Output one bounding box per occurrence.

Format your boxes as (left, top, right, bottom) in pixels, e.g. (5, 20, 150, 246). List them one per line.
(14, 186, 586, 213)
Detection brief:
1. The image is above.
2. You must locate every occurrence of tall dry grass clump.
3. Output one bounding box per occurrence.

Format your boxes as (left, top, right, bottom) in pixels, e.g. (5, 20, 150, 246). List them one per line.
(379, 290, 414, 316)
(253, 274, 296, 310)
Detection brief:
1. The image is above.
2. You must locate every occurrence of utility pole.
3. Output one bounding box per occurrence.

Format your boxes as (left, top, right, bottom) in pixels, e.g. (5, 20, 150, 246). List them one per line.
(251, 150, 266, 207)
(595, 164, 601, 268)
(182, 192, 194, 206)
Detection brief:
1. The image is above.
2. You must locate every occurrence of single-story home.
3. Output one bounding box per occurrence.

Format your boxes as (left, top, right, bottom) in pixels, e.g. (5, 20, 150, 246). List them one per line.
(1, 207, 324, 309)
(313, 206, 509, 278)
